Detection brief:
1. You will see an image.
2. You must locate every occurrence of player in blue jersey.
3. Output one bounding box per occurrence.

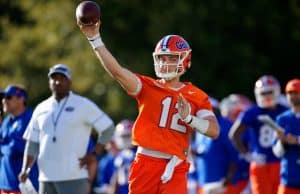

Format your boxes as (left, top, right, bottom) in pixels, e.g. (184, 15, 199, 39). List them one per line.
(0, 85, 38, 194)
(220, 94, 253, 194)
(193, 97, 238, 194)
(229, 75, 288, 194)
(272, 79, 300, 194)
(110, 119, 136, 194)
(94, 151, 116, 194)
(93, 136, 119, 194)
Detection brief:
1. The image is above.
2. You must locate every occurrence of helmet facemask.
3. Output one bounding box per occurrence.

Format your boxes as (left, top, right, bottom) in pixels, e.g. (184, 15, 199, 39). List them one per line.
(254, 76, 281, 108)
(153, 51, 190, 80)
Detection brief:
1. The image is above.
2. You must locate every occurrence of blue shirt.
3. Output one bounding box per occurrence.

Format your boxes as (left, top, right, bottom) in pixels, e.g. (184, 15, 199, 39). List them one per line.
(276, 110, 300, 188)
(0, 109, 38, 191)
(96, 152, 115, 189)
(238, 104, 287, 162)
(193, 115, 238, 185)
(114, 148, 136, 194)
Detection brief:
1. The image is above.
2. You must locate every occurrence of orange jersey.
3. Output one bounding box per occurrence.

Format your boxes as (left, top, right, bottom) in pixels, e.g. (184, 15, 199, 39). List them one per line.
(131, 74, 212, 160)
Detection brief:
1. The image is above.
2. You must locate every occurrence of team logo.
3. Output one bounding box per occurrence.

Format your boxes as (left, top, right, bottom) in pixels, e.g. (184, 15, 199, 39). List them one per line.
(175, 41, 189, 50)
(65, 107, 75, 112)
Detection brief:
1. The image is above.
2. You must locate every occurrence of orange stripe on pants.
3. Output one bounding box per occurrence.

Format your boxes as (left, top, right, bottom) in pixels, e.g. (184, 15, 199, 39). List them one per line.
(128, 153, 190, 194)
(250, 162, 280, 194)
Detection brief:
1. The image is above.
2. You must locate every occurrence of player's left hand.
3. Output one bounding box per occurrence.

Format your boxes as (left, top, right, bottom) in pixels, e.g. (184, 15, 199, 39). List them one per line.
(177, 93, 191, 120)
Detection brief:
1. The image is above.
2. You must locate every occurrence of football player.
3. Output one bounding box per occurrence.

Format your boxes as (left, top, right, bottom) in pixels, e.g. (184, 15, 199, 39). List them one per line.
(193, 97, 238, 194)
(220, 94, 253, 194)
(78, 21, 219, 193)
(110, 120, 136, 194)
(273, 79, 300, 194)
(229, 75, 288, 194)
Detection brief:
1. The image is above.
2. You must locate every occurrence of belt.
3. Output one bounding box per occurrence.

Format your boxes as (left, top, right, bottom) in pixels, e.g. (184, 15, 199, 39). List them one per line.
(137, 146, 172, 159)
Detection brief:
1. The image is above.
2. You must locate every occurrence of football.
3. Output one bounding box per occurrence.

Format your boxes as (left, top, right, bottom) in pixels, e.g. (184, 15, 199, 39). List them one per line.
(76, 1, 100, 25)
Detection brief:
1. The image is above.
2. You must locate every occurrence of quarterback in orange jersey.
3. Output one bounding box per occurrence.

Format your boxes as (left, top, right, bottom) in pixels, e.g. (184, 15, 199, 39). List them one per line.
(78, 19, 219, 193)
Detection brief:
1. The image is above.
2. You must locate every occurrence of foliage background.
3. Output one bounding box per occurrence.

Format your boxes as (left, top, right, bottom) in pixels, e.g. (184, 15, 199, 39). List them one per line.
(0, 0, 299, 122)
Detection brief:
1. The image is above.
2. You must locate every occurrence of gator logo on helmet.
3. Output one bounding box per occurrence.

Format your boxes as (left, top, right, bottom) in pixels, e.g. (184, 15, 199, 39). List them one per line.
(175, 41, 189, 50)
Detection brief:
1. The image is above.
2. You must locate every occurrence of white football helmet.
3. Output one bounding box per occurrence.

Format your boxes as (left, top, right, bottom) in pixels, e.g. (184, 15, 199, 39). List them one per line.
(220, 94, 253, 122)
(114, 119, 134, 150)
(254, 75, 281, 108)
(153, 35, 192, 80)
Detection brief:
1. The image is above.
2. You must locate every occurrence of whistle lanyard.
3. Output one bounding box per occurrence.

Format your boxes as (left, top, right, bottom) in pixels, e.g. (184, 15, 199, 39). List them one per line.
(51, 96, 69, 142)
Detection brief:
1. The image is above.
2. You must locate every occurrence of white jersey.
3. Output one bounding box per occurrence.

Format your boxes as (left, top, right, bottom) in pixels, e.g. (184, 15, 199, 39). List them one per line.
(24, 92, 114, 181)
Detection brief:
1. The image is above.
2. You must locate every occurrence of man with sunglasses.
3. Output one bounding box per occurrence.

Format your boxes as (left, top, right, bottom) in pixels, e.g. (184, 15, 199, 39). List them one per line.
(0, 85, 38, 194)
(230, 75, 288, 194)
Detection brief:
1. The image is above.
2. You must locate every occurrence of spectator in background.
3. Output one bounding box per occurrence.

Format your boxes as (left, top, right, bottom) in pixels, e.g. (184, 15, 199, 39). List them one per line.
(272, 78, 300, 194)
(229, 75, 288, 194)
(192, 97, 238, 194)
(18, 64, 115, 194)
(0, 85, 38, 194)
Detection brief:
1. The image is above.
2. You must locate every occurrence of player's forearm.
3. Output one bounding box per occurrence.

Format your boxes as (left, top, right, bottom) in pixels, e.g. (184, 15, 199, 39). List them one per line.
(203, 117, 219, 139)
(94, 46, 123, 78)
(22, 141, 38, 173)
(96, 123, 115, 145)
(233, 137, 248, 154)
(229, 123, 248, 154)
(94, 45, 140, 94)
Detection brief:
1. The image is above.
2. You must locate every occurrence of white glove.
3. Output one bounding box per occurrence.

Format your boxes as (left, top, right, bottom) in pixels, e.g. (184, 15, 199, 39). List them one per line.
(161, 156, 183, 184)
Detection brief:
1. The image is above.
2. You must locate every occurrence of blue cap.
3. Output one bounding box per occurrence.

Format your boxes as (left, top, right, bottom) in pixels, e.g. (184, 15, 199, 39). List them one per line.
(4, 85, 27, 99)
(48, 64, 71, 80)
